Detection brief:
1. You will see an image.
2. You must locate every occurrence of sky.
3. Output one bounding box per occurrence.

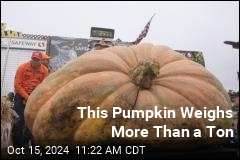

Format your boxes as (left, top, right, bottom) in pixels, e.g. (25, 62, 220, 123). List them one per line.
(1, 1, 239, 91)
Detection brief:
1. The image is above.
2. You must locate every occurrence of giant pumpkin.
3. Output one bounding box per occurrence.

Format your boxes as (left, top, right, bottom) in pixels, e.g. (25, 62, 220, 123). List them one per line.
(25, 43, 232, 149)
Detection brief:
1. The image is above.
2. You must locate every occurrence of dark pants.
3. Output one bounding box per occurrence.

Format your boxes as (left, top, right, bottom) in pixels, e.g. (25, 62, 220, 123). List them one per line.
(12, 93, 36, 148)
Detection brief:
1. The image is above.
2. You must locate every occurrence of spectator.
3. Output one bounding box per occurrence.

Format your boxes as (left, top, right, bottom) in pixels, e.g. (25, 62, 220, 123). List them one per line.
(94, 40, 109, 50)
(12, 51, 48, 148)
(185, 52, 195, 61)
(41, 53, 51, 72)
(7, 92, 15, 103)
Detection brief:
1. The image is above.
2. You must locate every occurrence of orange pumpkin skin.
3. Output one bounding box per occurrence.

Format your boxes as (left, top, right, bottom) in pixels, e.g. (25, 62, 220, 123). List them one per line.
(25, 43, 232, 149)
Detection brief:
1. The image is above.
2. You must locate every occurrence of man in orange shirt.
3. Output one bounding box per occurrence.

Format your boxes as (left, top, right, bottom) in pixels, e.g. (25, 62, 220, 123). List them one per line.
(12, 51, 48, 148)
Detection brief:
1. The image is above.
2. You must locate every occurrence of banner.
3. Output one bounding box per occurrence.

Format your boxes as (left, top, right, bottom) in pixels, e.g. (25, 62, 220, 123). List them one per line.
(1, 38, 47, 51)
(49, 36, 89, 72)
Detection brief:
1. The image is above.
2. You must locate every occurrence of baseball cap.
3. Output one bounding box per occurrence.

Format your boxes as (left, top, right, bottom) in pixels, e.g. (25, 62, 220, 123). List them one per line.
(42, 53, 51, 59)
(31, 51, 42, 60)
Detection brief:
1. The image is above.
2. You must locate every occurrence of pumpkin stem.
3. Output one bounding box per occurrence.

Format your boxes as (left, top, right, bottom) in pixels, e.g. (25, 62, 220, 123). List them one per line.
(130, 59, 159, 89)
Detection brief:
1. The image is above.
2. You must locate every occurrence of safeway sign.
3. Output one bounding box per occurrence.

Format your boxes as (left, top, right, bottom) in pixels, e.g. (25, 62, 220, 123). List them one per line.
(10, 38, 47, 50)
(1, 38, 47, 51)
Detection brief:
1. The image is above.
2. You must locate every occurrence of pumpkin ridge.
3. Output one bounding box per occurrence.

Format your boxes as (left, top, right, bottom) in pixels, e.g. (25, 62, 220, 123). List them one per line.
(73, 83, 139, 145)
(150, 46, 186, 69)
(155, 75, 230, 109)
(151, 84, 209, 131)
(31, 71, 131, 131)
(55, 69, 131, 92)
(156, 82, 204, 112)
(73, 81, 134, 124)
(157, 74, 218, 91)
(157, 74, 229, 101)
(107, 46, 139, 68)
(101, 50, 132, 70)
(130, 47, 141, 66)
(159, 59, 187, 70)
(152, 84, 197, 110)
(104, 49, 134, 69)
(93, 82, 140, 112)
(40, 70, 131, 106)
(64, 53, 130, 74)
(50, 71, 131, 104)
(159, 72, 208, 79)
(32, 73, 134, 146)
(155, 77, 229, 115)
(66, 70, 131, 83)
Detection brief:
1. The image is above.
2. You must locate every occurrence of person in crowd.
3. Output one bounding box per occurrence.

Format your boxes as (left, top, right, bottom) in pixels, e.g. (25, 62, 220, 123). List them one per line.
(41, 53, 51, 72)
(12, 51, 48, 148)
(94, 40, 109, 50)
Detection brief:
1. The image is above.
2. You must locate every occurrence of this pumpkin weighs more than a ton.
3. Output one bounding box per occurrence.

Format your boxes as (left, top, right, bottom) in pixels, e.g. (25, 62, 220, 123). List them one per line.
(25, 43, 232, 149)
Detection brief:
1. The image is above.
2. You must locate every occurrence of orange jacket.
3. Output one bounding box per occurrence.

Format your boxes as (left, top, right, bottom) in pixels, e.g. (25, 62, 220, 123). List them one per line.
(14, 61, 48, 100)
